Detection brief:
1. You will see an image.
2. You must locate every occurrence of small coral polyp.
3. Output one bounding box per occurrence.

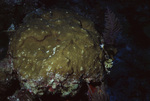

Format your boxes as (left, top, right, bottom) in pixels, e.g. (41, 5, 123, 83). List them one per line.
(9, 9, 105, 96)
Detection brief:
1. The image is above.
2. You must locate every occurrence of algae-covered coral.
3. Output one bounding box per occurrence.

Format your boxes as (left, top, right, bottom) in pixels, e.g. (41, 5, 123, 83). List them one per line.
(9, 9, 107, 96)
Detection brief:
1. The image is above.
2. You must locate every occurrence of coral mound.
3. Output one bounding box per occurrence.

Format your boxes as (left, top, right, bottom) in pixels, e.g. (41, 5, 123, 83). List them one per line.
(9, 9, 105, 96)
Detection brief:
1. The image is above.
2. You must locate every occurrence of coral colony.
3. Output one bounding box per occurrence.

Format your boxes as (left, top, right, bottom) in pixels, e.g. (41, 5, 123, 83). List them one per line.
(1, 8, 120, 101)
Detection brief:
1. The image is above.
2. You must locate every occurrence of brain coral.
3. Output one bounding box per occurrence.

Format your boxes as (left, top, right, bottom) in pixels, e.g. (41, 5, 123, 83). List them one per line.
(9, 9, 105, 96)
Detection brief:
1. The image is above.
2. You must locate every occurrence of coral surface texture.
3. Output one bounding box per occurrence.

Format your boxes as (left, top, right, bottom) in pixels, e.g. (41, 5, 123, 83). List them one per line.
(9, 9, 105, 96)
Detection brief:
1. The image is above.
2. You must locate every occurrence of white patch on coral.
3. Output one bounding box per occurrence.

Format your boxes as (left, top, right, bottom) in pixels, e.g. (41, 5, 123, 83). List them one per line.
(52, 47, 56, 55)
(46, 50, 49, 53)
